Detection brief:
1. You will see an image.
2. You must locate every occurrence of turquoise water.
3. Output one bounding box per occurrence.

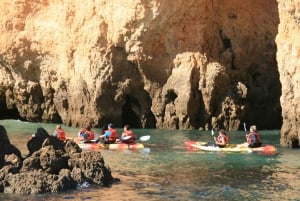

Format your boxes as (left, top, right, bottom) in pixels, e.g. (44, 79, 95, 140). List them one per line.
(0, 119, 299, 201)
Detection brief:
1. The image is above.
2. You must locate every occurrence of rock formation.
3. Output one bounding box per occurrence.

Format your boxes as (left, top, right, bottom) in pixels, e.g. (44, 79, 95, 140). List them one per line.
(276, 0, 300, 147)
(0, 125, 114, 194)
(0, 0, 297, 146)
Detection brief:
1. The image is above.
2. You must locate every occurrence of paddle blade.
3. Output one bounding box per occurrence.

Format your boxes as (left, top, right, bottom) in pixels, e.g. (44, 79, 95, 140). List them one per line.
(243, 122, 247, 132)
(185, 140, 198, 150)
(139, 135, 150, 142)
(122, 136, 131, 140)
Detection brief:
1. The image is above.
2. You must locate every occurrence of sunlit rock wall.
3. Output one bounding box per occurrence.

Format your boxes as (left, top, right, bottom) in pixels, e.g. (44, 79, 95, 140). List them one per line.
(276, 0, 300, 147)
(0, 0, 281, 132)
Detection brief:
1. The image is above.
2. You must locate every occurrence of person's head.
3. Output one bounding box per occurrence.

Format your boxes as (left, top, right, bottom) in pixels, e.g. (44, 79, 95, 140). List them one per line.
(108, 123, 114, 129)
(250, 125, 257, 132)
(124, 124, 130, 131)
(85, 125, 91, 131)
(102, 125, 108, 132)
(56, 125, 61, 129)
(219, 129, 226, 135)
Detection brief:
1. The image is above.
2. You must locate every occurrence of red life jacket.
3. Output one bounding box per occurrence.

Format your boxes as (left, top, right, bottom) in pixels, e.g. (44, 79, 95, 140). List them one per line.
(79, 129, 86, 137)
(56, 128, 66, 141)
(108, 128, 118, 142)
(217, 134, 229, 144)
(85, 130, 95, 141)
(247, 132, 261, 144)
(122, 130, 136, 144)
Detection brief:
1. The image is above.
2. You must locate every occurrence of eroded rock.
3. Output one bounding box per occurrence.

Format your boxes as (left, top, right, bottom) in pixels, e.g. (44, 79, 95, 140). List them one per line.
(0, 125, 115, 194)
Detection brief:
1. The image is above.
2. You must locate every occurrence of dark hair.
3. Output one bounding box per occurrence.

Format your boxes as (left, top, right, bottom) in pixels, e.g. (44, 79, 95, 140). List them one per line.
(102, 125, 108, 134)
(85, 125, 91, 131)
(219, 129, 226, 135)
(124, 124, 130, 130)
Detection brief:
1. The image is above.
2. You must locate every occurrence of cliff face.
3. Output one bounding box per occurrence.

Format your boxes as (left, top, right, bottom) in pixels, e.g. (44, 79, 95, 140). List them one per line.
(276, 0, 300, 147)
(0, 1, 284, 138)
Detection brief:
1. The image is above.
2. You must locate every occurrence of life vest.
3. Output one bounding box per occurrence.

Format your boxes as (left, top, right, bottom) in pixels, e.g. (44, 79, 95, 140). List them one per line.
(247, 132, 261, 144)
(216, 134, 229, 145)
(78, 129, 86, 137)
(56, 128, 66, 141)
(122, 130, 136, 144)
(85, 130, 95, 141)
(108, 128, 118, 142)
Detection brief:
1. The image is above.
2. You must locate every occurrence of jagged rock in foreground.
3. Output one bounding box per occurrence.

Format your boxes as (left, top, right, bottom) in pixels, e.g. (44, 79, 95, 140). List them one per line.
(0, 125, 114, 194)
(0, 125, 23, 174)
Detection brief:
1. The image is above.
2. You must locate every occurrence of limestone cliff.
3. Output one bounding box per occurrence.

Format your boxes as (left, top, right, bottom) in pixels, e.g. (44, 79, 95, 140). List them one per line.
(276, 0, 300, 147)
(0, 1, 282, 137)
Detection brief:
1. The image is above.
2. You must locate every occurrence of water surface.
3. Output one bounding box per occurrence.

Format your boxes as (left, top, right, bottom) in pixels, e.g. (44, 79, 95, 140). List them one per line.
(0, 120, 299, 201)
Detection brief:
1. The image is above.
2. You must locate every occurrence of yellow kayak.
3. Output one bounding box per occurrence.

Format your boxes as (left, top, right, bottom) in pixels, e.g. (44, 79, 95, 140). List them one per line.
(185, 140, 276, 154)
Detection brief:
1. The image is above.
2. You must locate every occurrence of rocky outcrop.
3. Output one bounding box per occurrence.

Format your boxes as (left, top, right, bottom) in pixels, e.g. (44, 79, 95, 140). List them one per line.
(0, 125, 23, 173)
(0, 2, 284, 135)
(276, 0, 300, 147)
(0, 125, 114, 194)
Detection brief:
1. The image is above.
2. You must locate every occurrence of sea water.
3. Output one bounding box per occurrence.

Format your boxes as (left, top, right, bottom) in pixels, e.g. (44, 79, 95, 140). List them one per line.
(0, 119, 299, 201)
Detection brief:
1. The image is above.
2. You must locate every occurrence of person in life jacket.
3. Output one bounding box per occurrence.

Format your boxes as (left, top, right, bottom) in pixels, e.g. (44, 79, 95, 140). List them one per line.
(214, 129, 229, 148)
(99, 123, 118, 144)
(78, 127, 86, 138)
(120, 124, 136, 144)
(78, 125, 95, 143)
(246, 125, 262, 148)
(52, 125, 66, 141)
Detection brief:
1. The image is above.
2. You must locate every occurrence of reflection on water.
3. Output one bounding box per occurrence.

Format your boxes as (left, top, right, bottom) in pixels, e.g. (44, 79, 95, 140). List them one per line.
(0, 120, 299, 201)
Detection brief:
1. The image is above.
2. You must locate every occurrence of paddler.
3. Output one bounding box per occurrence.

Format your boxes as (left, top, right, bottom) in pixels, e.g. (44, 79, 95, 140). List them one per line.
(214, 129, 229, 148)
(245, 125, 262, 148)
(98, 123, 118, 144)
(78, 125, 95, 143)
(52, 124, 66, 141)
(119, 124, 136, 144)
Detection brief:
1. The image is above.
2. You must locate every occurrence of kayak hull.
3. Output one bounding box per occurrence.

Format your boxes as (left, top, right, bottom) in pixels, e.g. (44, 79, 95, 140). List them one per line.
(185, 140, 276, 154)
(78, 142, 145, 151)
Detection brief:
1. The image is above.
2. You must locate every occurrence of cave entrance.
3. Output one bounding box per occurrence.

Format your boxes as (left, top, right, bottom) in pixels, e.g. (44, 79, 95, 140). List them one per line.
(122, 96, 142, 128)
(0, 100, 21, 120)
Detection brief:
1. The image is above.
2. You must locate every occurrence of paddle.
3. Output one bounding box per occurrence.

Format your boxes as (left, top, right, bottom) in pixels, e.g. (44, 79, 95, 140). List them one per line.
(205, 129, 217, 147)
(139, 135, 151, 142)
(211, 128, 216, 143)
(211, 129, 215, 137)
(243, 122, 247, 132)
(119, 135, 151, 142)
(120, 135, 131, 141)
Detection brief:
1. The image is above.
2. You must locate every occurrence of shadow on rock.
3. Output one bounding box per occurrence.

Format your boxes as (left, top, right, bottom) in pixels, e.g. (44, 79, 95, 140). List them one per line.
(0, 125, 115, 194)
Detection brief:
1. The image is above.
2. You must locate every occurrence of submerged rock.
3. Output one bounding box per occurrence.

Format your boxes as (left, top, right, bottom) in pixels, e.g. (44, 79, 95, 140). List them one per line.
(0, 125, 115, 194)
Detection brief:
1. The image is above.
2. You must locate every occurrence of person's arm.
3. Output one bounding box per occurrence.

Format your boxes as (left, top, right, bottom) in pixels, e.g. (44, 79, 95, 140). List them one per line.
(215, 136, 226, 145)
(121, 131, 128, 137)
(104, 131, 111, 138)
(219, 137, 226, 145)
(53, 130, 58, 137)
(250, 134, 256, 144)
